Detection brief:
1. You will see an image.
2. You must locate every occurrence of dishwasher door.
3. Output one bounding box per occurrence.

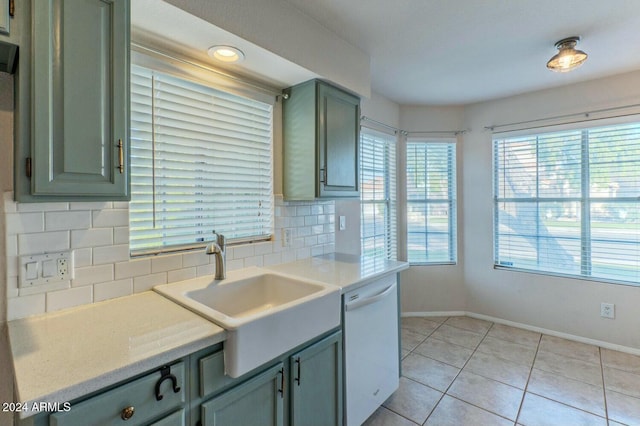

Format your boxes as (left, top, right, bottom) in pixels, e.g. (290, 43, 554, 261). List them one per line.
(344, 274, 399, 426)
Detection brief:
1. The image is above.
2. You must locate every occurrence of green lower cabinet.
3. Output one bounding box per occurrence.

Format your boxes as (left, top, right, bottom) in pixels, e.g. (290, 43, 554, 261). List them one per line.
(289, 332, 343, 426)
(150, 408, 186, 426)
(15, 331, 342, 426)
(49, 361, 186, 426)
(201, 363, 284, 426)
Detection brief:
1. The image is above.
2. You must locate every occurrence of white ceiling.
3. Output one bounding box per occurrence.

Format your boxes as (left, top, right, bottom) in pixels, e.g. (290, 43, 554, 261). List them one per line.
(282, 0, 640, 105)
(133, 1, 640, 106)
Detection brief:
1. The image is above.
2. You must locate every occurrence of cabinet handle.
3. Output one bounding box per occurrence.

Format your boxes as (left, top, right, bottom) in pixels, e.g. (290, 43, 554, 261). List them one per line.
(116, 139, 124, 174)
(295, 357, 301, 386)
(278, 368, 285, 398)
(319, 168, 326, 184)
(155, 365, 181, 401)
(120, 406, 135, 420)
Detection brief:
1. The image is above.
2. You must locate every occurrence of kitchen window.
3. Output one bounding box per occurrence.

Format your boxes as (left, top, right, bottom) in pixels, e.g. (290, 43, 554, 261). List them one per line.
(493, 121, 640, 285)
(360, 128, 397, 259)
(129, 62, 274, 255)
(406, 140, 457, 264)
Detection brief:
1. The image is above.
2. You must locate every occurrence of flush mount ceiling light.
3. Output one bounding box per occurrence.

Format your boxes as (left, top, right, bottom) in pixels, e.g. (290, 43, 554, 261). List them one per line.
(546, 36, 588, 73)
(207, 45, 245, 63)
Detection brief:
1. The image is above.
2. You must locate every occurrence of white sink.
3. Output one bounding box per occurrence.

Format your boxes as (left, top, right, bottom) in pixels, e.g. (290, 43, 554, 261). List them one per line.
(154, 267, 340, 377)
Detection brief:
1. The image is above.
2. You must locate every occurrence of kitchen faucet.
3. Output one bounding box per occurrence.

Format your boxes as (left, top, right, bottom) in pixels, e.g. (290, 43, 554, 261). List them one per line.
(205, 231, 226, 280)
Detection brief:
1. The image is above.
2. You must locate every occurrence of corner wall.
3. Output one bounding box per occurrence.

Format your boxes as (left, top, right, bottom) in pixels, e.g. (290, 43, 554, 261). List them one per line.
(399, 105, 467, 313)
(462, 70, 640, 349)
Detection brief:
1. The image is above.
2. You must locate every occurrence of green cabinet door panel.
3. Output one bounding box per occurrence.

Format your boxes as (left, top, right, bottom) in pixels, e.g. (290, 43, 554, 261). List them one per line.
(317, 83, 359, 198)
(283, 80, 360, 200)
(28, 0, 130, 200)
(289, 331, 343, 426)
(201, 363, 284, 426)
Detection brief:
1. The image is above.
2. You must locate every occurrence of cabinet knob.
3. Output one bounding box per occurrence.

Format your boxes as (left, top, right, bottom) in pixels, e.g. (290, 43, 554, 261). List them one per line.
(120, 406, 135, 420)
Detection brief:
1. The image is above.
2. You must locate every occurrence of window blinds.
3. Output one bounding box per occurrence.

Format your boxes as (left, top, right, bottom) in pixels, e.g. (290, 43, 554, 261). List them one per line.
(360, 128, 397, 260)
(406, 141, 457, 264)
(130, 65, 273, 254)
(494, 122, 640, 284)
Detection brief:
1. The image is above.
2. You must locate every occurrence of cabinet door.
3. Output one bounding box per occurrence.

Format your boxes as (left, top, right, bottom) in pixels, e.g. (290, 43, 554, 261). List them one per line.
(318, 83, 359, 198)
(30, 0, 130, 199)
(290, 331, 343, 426)
(201, 363, 284, 426)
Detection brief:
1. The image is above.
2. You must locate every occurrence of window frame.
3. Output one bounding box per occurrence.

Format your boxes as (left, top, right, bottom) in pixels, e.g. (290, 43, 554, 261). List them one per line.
(405, 138, 458, 265)
(129, 50, 276, 256)
(360, 127, 397, 260)
(492, 119, 640, 286)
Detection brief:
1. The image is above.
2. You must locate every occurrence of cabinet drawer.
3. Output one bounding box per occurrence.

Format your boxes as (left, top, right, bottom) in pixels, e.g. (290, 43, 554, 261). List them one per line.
(50, 362, 186, 426)
(149, 408, 186, 426)
(199, 350, 233, 398)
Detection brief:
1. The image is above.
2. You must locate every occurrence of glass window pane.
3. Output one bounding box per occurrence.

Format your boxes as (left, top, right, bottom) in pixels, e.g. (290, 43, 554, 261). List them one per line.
(494, 122, 640, 285)
(406, 141, 456, 264)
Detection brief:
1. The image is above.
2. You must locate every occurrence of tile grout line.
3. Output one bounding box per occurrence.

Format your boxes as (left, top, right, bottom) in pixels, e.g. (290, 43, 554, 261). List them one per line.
(420, 318, 516, 425)
(599, 346, 611, 425)
(513, 331, 543, 425)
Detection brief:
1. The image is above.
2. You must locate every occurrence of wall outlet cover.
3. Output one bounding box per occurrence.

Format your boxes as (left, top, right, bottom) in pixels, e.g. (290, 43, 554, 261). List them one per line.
(600, 302, 615, 319)
(19, 251, 74, 289)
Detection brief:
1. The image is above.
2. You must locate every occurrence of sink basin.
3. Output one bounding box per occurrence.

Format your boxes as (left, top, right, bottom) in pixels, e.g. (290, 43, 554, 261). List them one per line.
(154, 267, 340, 377)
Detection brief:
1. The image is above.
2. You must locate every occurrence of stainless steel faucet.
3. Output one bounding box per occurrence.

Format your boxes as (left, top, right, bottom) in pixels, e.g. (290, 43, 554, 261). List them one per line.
(205, 231, 226, 279)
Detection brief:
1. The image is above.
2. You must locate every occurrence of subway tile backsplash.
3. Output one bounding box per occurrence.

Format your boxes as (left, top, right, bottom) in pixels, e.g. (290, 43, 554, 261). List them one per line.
(4, 193, 335, 320)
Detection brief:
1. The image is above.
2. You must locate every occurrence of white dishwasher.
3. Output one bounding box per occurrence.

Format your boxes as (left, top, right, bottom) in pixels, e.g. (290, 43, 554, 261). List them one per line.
(343, 274, 399, 426)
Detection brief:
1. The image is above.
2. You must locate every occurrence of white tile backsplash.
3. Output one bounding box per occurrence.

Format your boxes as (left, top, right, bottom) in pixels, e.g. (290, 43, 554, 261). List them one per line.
(18, 231, 70, 255)
(46, 286, 93, 312)
(4, 193, 336, 320)
(45, 211, 91, 231)
(94, 278, 133, 302)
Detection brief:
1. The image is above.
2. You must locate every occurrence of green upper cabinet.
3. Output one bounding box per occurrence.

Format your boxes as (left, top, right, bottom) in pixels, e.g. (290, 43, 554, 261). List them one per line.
(17, 0, 130, 201)
(283, 80, 360, 200)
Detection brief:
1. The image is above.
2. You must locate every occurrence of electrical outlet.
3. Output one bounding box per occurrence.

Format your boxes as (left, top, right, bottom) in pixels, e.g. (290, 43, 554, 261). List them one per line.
(19, 251, 74, 288)
(600, 302, 615, 319)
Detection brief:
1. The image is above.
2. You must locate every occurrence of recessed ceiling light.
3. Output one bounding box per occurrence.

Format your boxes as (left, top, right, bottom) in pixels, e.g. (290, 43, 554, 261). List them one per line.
(546, 36, 588, 73)
(207, 45, 245, 63)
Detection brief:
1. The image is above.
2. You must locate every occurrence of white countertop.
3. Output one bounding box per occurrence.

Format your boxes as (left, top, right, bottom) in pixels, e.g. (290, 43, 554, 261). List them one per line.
(6, 254, 407, 420)
(265, 253, 409, 292)
(8, 292, 225, 419)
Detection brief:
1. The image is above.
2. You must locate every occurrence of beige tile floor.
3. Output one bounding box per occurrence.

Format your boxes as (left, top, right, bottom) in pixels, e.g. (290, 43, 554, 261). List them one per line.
(363, 316, 640, 426)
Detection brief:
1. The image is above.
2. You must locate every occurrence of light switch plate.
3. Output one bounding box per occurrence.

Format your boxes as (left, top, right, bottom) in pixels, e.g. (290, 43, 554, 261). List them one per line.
(19, 251, 74, 289)
(339, 216, 346, 231)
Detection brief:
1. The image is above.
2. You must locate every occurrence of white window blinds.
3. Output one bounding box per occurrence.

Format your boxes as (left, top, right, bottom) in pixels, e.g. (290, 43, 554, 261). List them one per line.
(130, 65, 273, 254)
(360, 128, 397, 259)
(406, 140, 457, 264)
(494, 122, 640, 284)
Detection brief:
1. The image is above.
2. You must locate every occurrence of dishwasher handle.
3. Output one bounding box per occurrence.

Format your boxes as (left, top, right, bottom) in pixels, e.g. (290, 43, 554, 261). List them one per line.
(345, 283, 396, 311)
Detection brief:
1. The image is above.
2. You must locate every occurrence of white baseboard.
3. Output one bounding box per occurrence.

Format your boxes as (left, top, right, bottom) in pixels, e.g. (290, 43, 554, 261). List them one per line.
(402, 311, 640, 356)
(402, 311, 466, 318)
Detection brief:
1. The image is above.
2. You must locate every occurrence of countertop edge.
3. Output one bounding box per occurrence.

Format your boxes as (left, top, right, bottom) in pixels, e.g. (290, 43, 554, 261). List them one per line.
(337, 262, 410, 293)
(16, 330, 225, 420)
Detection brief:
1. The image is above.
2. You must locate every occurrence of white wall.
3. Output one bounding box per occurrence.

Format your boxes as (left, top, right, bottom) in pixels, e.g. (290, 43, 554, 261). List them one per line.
(164, 0, 370, 98)
(399, 105, 467, 313)
(462, 70, 640, 349)
(334, 91, 401, 256)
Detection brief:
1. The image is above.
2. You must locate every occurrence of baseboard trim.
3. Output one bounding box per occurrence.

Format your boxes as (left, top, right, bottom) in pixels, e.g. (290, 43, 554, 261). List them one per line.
(402, 311, 640, 356)
(402, 311, 466, 318)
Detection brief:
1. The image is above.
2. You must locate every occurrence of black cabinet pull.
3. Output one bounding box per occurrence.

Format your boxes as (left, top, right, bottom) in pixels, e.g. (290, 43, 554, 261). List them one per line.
(155, 365, 181, 401)
(295, 357, 301, 386)
(278, 368, 285, 398)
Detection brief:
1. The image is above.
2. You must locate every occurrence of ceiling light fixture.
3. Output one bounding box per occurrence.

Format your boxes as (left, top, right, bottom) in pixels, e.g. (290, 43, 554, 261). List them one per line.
(207, 45, 245, 63)
(546, 36, 588, 73)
